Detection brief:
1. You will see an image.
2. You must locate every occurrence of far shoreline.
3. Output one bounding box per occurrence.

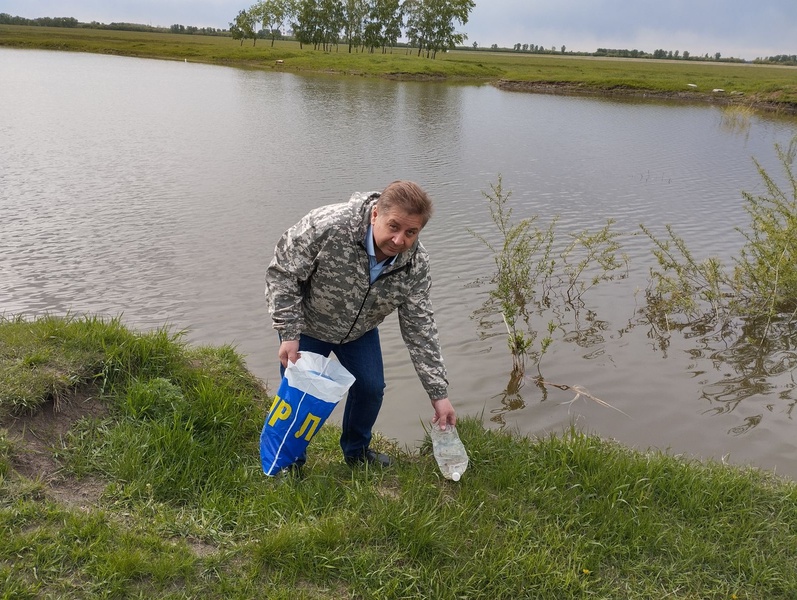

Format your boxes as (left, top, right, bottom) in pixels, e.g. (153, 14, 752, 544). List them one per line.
(493, 79, 797, 116)
(2, 24, 796, 116)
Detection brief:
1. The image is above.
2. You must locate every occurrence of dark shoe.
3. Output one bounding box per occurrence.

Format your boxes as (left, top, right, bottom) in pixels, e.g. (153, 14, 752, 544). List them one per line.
(276, 462, 304, 479)
(345, 449, 395, 468)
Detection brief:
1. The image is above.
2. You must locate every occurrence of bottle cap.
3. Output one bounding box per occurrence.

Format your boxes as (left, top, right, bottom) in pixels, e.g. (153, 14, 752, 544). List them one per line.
(452, 472, 461, 481)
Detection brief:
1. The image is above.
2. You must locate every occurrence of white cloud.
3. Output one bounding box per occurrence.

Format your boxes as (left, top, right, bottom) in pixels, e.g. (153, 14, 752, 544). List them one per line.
(466, 0, 796, 59)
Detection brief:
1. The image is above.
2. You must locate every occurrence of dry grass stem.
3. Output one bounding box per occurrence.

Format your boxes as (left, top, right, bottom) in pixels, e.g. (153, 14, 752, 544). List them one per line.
(532, 377, 631, 417)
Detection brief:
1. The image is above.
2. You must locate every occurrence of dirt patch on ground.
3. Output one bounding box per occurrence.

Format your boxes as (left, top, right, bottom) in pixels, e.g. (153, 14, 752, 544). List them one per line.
(492, 79, 797, 115)
(3, 388, 110, 509)
(2, 388, 225, 557)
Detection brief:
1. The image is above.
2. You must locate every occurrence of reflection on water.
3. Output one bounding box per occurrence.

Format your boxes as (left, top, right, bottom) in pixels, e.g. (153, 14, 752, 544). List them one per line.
(699, 318, 797, 428)
(633, 297, 797, 439)
(2, 48, 797, 477)
(719, 104, 755, 137)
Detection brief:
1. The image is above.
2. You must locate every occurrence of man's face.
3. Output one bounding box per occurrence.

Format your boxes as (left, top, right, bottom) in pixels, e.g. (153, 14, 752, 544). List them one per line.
(371, 205, 424, 260)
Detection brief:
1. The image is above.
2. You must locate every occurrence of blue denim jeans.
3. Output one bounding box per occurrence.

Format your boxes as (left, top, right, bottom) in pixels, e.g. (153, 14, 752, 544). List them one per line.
(279, 328, 385, 464)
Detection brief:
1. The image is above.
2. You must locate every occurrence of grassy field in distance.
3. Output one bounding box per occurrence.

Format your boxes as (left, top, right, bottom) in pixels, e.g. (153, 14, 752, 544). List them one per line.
(2, 24, 796, 110)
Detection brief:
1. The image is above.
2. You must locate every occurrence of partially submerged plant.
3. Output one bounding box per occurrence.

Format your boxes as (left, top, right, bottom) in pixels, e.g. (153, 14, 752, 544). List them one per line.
(734, 136, 797, 319)
(642, 135, 797, 334)
(640, 223, 730, 331)
(720, 103, 756, 134)
(469, 175, 555, 379)
(562, 220, 628, 305)
(471, 175, 628, 385)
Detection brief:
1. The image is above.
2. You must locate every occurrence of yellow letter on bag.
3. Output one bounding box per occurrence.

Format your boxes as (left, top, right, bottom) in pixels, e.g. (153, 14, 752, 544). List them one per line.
(267, 397, 292, 427)
(294, 413, 322, 441)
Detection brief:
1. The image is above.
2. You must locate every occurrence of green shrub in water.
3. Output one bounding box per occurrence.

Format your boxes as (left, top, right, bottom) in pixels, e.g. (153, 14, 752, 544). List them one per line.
(643, 135, 797, 329)
(471, 174, 627, 381)
(734, 136, 797, 317)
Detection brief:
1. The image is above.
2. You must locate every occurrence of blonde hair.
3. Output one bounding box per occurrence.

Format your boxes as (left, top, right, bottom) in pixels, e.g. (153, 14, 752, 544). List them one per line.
(377, 180, 433, 226)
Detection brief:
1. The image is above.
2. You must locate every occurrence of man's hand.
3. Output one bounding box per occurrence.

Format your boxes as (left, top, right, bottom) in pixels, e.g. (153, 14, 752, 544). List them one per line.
(431, 397, 456, 429)
(278, 339, 301, 368)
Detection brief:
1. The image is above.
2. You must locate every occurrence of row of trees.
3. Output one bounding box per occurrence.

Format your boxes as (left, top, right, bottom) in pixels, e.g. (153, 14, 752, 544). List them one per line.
(0, 14, 79, 27)
(0, 13, 226, 35)
(653, 48, 726, 61)
(510, 43, 565, 54)
(168, 24, 226, 35)
(757, 54, 797, 66)
(230, 0, 474, 58)
(493, 45, 744, 63)
(594, 47, 742, 62)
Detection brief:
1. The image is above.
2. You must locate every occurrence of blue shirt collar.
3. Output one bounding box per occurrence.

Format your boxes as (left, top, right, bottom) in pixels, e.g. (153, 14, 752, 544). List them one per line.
(365, 224, 395, 282)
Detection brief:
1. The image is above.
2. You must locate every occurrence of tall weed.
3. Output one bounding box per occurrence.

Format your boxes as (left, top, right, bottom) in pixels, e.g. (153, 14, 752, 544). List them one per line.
(734, 136, 797, 318)
(643, 135, 797, 331)
(470, 175, 627, 383)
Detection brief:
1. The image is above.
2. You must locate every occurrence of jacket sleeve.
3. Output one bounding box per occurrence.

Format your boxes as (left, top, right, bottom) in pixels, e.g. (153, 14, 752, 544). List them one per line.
(265, 214, 324, 341)
(397, 258, 450, 400)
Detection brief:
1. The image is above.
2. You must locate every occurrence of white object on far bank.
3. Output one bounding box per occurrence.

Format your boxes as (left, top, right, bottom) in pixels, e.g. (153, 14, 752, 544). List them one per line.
(430, 422, 469, 481)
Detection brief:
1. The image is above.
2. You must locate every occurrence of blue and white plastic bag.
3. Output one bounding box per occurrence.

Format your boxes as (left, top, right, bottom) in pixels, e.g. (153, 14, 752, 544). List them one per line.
(260, 352, 355, 476)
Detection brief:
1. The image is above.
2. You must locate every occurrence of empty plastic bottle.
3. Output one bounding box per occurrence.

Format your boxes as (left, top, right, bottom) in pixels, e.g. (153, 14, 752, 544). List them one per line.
(430, 422, 468, 481)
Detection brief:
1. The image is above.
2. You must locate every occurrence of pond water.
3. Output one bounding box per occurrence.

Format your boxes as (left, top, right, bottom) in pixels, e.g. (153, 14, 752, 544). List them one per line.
(2, 48, 797, 477)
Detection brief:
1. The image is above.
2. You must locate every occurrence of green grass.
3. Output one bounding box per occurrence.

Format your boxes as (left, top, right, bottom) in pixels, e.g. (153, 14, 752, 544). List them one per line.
(2, 25, 797, 107)
(0, 24, 501, 79)
(0, 314, 187, 418)
(2, 314, 797, 598)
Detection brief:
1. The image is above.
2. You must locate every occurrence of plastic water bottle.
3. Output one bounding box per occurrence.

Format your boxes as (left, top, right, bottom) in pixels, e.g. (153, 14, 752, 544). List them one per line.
(430, 422, 468, 481)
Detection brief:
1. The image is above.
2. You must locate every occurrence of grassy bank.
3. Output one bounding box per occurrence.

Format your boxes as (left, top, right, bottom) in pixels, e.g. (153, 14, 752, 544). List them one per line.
(2, 314, 797, 598)
(2, 24, 797, 111)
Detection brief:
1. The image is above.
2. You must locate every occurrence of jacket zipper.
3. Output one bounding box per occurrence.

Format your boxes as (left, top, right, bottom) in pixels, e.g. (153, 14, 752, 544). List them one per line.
(339, 262, 410, 344)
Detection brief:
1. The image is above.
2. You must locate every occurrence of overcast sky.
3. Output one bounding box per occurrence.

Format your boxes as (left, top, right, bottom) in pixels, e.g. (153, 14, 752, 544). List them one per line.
(3, 0, 795, 60)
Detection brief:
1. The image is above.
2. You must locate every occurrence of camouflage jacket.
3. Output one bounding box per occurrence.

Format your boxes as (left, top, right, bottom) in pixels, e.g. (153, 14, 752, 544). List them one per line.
(265, 192, 449, 400)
